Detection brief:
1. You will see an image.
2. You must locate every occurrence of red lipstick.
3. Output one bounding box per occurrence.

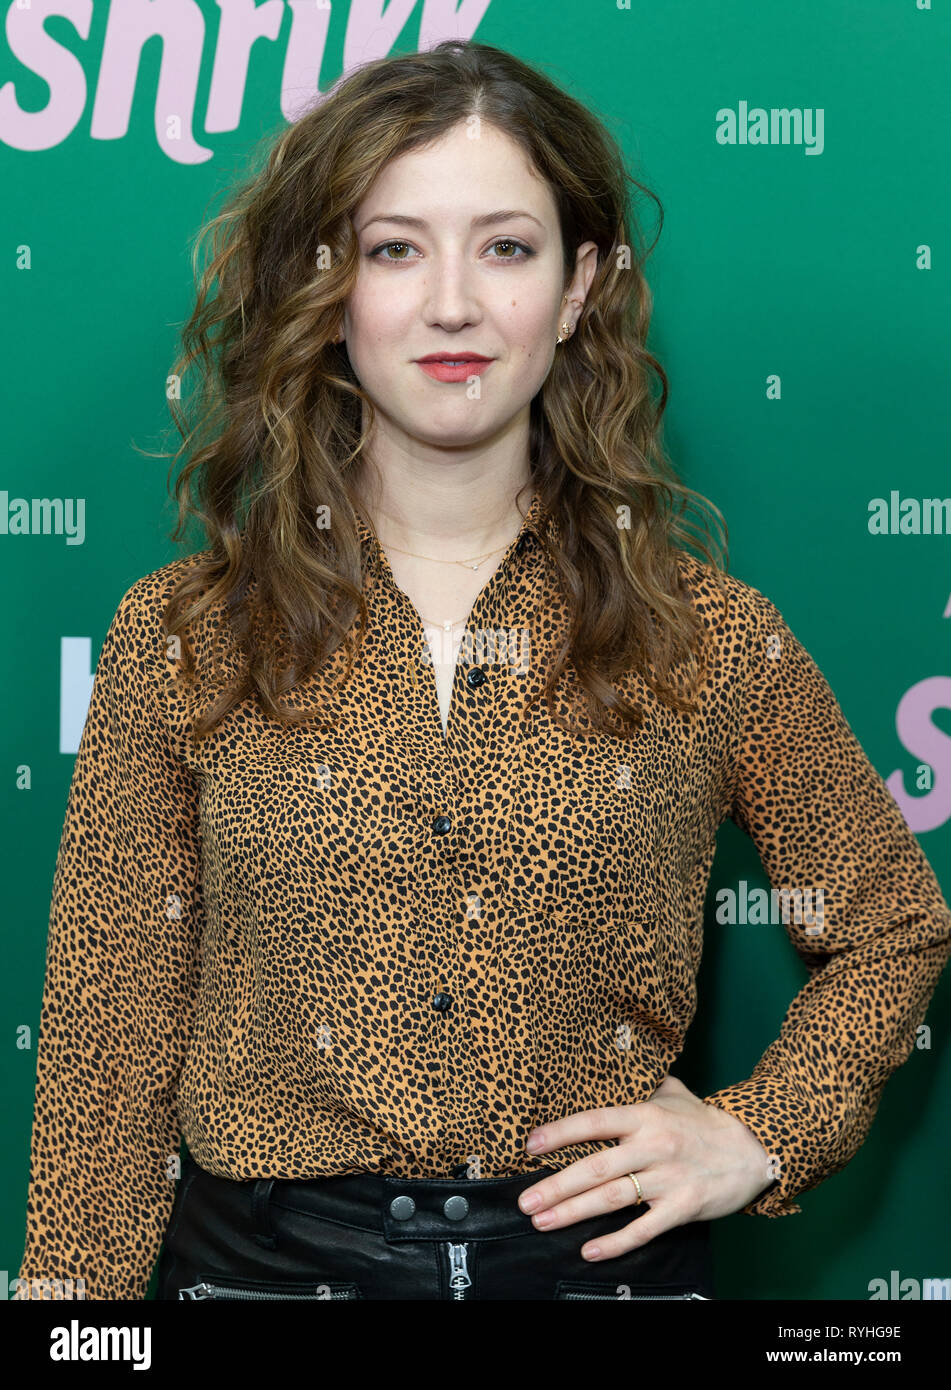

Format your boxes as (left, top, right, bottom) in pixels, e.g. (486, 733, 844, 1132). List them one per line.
(414, 352, 494, 383)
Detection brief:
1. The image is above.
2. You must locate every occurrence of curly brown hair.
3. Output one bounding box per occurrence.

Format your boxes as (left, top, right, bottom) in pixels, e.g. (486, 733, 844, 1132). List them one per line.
(147, 38, 730, 743)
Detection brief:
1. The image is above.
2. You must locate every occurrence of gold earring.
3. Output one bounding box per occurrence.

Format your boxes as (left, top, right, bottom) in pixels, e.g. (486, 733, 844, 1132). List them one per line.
(556, 294, 574, 344)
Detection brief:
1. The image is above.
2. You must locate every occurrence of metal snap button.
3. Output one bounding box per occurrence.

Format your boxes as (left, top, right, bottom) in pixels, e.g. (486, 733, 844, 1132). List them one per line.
(389, 1195, 416, 1220)
(443, 1195, 469, 1221)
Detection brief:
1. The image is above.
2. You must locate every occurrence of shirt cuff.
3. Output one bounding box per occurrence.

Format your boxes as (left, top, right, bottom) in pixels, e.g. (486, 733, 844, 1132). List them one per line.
(701, 1082, 807, 1217)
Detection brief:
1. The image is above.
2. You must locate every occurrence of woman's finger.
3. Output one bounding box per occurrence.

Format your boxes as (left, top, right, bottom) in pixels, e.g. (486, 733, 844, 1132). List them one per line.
(524, 1103, 644, 1161)
(579, 1199, 692, 1262)
(528, 1167, 655, 1233)
(519, 1116, 659, 1215)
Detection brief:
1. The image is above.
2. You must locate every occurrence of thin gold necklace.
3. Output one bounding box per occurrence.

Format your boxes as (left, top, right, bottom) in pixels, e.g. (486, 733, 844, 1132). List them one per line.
(371, 502, 527, 571)
(380, 537, 511, 572)
(370, 510, 525, 629)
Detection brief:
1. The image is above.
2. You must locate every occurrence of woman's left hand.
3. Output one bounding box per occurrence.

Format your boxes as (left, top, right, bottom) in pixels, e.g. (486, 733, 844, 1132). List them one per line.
(517, 1074, 777, 1260)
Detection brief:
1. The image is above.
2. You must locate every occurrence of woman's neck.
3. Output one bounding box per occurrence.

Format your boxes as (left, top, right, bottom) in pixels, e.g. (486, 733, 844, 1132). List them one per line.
(352, 457, 535, 559)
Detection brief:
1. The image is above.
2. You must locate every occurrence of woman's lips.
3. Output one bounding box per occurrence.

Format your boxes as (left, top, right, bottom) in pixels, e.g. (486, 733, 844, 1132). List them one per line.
(416, 359, 493, 383)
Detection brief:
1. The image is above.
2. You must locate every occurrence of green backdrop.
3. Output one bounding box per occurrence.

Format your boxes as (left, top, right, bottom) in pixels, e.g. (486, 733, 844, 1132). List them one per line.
(3, 0, 948, 1301)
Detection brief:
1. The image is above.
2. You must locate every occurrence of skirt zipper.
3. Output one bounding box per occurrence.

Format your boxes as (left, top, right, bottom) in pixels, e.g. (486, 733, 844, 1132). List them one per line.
(446, 1243, 472, 1300)
(562, 1290, 709, 1300)
(178, 1281, 354, 1300)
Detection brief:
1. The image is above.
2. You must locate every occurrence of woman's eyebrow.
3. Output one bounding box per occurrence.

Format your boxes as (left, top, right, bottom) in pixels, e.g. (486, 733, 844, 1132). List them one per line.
(357, 209, 545, 233)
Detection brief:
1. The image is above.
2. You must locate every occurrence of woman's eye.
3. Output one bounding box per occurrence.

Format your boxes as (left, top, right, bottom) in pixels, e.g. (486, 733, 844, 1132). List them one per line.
(372, 241, 415, 262)
(368, 238, 532, 264)
(487, 239, 530, 260)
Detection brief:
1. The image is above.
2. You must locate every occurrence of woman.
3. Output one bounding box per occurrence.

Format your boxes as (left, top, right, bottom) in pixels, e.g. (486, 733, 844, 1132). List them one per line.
(15, 40, 951, 1302)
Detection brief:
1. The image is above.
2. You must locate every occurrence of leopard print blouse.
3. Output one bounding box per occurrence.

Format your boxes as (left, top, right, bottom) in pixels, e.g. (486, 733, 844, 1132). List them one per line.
(14, 490, 951, 1298)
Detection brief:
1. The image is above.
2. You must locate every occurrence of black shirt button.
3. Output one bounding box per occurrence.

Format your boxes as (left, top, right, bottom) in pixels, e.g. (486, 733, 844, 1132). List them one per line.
(515, 535, 528, 556)
(433, 815, 452, 835)
(466, 667, 487, 689)
(432, 992, 452, 1012)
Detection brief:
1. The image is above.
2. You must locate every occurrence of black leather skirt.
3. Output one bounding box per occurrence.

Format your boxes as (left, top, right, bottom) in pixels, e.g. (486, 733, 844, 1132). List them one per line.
(156, 1152, 716, 1301)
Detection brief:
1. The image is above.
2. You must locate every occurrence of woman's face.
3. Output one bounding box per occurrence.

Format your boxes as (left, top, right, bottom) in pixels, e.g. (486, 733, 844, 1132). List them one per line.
(342, 120, 597, 454)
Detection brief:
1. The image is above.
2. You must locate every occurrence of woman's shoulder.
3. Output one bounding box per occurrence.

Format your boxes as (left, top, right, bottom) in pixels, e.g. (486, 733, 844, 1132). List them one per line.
(106, 552, 206, 629)
(672, 547, 778, 638)
(117, 551, 214, 612)
(102, 551, 219, 677)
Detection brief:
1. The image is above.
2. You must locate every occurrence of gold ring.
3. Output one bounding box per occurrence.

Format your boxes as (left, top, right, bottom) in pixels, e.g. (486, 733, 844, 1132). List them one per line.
(627, 1171, 643, 1203)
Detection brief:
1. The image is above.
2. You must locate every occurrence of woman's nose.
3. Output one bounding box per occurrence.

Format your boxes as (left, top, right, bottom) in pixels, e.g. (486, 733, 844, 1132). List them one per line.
(421, 260, 482, 328)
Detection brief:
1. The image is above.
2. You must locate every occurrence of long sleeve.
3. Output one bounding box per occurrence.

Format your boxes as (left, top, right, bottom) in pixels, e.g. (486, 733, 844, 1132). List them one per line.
(14, 575, 205, 1298)
(702, 583, 951, 1217)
